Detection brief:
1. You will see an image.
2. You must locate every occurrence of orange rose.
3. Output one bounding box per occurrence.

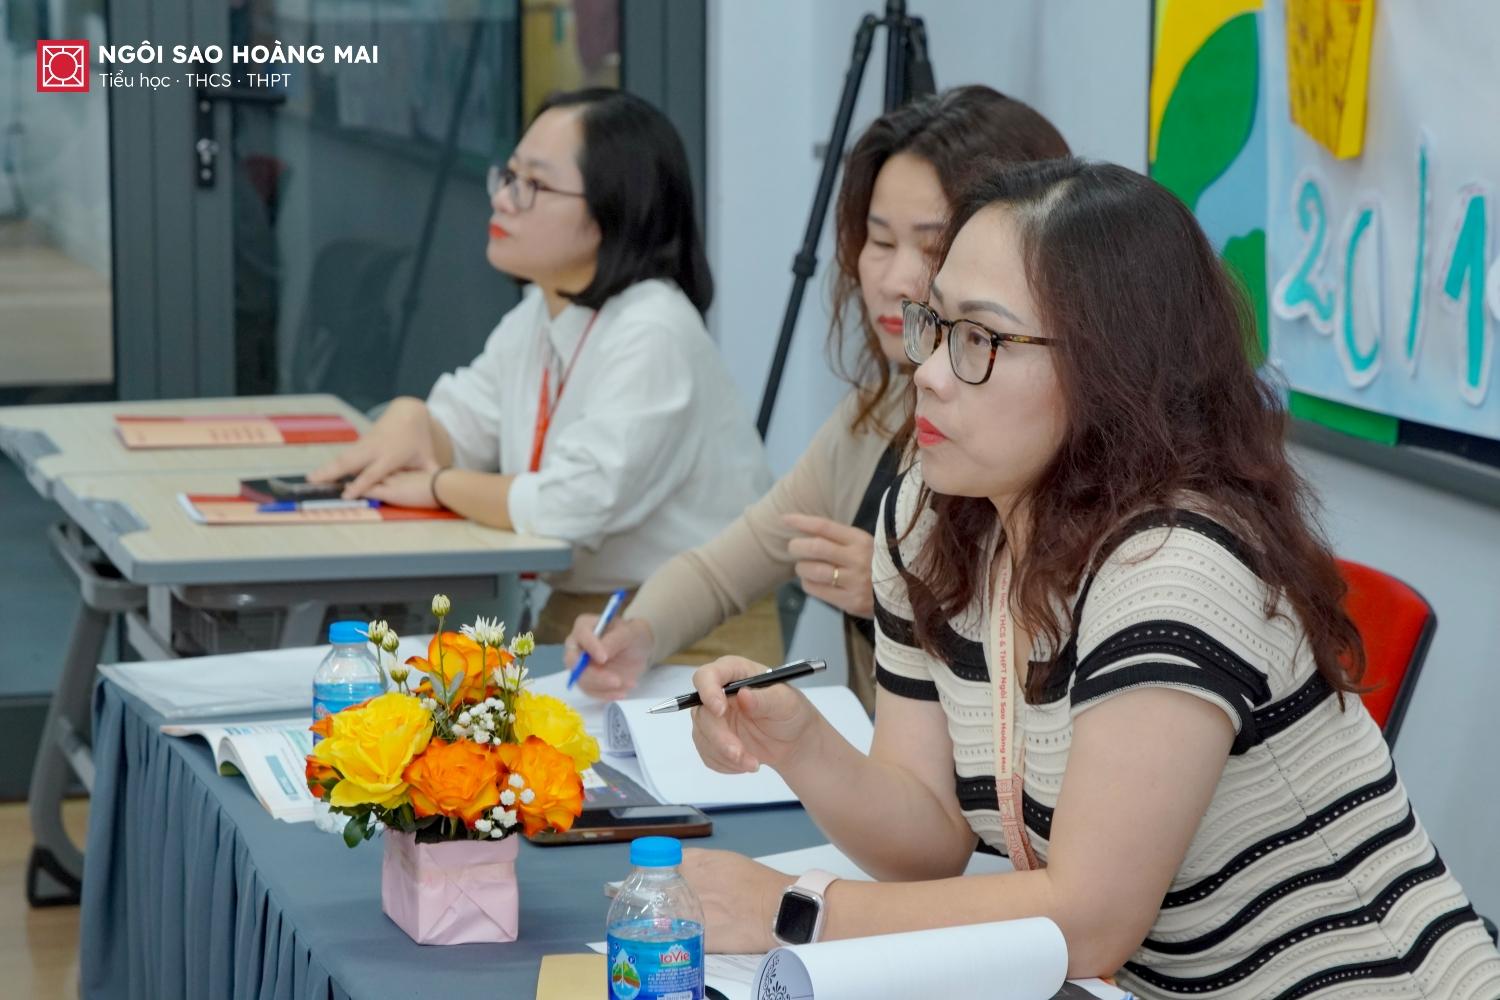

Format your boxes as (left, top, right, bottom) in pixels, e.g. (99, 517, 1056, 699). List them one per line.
(407, 632, 506, 706)
(305, 756, 339, 800)
(496, 736, 585, 837)
(403, 738, 503, 825)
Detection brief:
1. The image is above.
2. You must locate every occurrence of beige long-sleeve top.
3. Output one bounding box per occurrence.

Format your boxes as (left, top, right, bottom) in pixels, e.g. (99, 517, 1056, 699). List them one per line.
(626, 386, 905, 708)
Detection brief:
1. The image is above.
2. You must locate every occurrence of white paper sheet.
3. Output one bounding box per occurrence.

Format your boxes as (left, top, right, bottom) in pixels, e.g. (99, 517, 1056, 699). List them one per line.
(588, 844, 1128, 1000)
(100, 635, 433, 720)
(599, 686, 874, 809)
(529, 664, 701, 738)
(754, 917, 1067, 999)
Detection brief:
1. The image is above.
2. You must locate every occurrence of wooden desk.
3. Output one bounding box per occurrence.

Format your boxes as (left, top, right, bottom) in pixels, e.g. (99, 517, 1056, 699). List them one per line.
(52, 470, 570, 586)
(0, 394, 368, 499)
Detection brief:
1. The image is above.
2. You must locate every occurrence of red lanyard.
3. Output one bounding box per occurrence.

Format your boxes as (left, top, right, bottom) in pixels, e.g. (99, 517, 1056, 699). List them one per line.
(993, 558, 1039, 870)
(527, 313, 598, 473)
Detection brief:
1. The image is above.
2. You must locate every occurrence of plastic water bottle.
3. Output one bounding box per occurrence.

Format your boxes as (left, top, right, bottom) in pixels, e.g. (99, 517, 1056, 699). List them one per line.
(311, 620, 386, 737)
(311, 621, 386, 834)
(606, 836, 705, 1000)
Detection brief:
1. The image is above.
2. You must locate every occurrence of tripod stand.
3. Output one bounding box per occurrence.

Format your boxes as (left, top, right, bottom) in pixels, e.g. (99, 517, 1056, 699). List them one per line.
(755, 0, 935, 437)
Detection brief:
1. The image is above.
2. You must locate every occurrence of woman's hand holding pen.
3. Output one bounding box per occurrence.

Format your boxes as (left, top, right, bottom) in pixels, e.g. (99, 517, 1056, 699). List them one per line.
(308, 397, 448, 499)
(689, 656, 819, 774)
(784, 513, 876, 620)
(565, 616, 655, 699)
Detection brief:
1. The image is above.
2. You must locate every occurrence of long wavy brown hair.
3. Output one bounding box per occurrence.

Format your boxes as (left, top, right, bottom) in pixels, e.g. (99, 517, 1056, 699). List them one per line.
(902, 159, 1365, 702)
(830, 86, 1069, 436)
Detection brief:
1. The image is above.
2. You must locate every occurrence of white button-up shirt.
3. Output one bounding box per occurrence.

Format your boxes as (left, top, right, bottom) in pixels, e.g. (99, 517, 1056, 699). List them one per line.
(427, 279, 772, 593)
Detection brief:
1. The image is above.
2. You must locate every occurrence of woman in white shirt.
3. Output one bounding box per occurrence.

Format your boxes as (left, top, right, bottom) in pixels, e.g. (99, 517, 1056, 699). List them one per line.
(312, 89, 772, 645)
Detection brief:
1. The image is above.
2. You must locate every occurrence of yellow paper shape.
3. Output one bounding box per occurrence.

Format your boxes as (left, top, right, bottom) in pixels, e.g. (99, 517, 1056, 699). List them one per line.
(1286, 0, 1376, 158)
(536, 953, 605, 1000)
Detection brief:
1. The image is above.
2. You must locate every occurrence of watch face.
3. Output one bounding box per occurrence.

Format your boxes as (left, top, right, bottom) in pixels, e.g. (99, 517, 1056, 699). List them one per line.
(775, 890, 821, 944)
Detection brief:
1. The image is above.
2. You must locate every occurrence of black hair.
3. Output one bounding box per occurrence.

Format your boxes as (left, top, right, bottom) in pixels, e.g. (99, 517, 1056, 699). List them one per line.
(534, 88, 714, 315)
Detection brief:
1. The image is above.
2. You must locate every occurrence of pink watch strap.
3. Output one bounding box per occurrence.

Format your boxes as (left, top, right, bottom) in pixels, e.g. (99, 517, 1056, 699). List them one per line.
(792, 868, 838, 900)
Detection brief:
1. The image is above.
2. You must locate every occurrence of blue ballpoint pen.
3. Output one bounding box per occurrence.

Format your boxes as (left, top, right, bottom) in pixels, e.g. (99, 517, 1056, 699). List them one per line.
(566, 588, 628, 689)
(256, 498, 382, 513)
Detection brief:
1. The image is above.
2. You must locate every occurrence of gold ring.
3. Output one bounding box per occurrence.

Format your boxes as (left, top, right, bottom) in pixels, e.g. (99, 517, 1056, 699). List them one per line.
(831, 566, 841, 588)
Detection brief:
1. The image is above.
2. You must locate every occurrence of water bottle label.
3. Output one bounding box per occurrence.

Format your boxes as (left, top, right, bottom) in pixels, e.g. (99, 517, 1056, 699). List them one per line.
(606, 929, 703, 1000)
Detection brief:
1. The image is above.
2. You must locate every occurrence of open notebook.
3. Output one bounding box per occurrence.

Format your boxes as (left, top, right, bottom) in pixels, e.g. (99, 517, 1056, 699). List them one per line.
(530, 669, 873, 810)
(590, 844, 1130, 1000)
(160, 719, 318, 823)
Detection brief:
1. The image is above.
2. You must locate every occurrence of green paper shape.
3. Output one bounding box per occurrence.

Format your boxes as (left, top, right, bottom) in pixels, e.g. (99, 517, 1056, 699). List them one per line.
(1151, 13, 1260, 211)
(1288, 392, 1399, 445)
(1223, 227, 1268, 363)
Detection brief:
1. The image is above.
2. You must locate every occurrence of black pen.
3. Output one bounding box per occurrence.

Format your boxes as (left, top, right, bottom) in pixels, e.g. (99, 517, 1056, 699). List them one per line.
(646, 659, 827, 714)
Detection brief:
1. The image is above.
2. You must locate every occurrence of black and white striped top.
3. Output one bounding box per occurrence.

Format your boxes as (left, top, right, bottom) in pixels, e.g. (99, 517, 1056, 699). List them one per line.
(873, 469, 1500, 999)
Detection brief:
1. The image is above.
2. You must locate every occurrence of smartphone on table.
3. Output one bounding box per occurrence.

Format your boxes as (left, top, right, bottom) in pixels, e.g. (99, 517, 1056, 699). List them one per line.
(528, 805, 713, 846)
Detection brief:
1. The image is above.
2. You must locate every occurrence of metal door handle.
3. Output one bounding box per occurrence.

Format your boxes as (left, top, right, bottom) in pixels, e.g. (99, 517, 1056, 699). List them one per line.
(193, 71, 288, 189)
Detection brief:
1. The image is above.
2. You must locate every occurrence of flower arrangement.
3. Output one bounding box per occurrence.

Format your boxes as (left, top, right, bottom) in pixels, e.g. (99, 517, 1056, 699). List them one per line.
(304, 594, 600, 849)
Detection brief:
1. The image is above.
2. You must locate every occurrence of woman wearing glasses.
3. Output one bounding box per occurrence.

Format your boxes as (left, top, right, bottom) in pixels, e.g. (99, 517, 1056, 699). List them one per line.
(564, 86, 1069, 707)
(311, 89, 772, 646)
(678, 160, 1500, 997)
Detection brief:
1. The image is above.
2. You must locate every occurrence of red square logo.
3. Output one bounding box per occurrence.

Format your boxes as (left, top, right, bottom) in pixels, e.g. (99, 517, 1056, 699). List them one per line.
(37, 40, 90, 92)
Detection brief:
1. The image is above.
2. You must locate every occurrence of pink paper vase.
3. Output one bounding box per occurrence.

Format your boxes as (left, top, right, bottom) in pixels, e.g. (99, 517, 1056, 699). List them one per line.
(381, 830, 521, 945)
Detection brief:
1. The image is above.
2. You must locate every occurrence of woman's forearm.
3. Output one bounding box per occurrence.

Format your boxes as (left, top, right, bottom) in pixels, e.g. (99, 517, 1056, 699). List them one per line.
(777, 719, 977, 880)
(433, 469, 513, 529)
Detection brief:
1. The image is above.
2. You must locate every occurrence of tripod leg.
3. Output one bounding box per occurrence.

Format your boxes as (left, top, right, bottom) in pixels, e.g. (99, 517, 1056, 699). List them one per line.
(756, 15, 881, 436)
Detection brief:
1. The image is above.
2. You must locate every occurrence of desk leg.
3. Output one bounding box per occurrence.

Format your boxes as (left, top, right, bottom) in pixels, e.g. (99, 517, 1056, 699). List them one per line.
(29, 521, 144, 907)
(26, 602, 110, 906)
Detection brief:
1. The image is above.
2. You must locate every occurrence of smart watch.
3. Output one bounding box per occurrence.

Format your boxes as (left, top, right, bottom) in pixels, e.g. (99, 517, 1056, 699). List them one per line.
(771, 869, 838, 945)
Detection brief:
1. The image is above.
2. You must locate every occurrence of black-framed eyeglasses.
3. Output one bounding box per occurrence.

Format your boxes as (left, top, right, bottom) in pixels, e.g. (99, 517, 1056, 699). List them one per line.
(486, 165, 586, 212)
(901, 299, 1055, 385)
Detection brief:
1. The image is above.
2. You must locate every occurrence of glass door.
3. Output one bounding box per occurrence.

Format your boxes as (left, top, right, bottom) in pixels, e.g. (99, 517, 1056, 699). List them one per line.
(0, 0, 115, 405)
(212, 0, 530, 410)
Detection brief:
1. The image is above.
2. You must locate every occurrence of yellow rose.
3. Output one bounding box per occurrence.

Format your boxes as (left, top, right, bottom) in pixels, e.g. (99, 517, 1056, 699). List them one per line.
(512, 691, 599, 771)
(312, 691, 434, 809)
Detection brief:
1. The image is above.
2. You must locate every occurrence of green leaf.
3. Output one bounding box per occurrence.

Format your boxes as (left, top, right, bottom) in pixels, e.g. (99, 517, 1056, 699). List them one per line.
(342, 815, 365, 849)
(1151, 13, 1259, 211)
(1223, 228, 1268, 363)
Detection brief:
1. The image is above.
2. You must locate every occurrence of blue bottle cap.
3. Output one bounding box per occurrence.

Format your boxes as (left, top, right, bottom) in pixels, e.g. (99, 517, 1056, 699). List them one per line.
(630, 836, 682, 868)
(328, 620, 367, 645)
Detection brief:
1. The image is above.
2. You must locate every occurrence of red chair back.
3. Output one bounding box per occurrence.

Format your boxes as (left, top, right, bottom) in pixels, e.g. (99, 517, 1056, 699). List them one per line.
(1337, 558, 1436, 749)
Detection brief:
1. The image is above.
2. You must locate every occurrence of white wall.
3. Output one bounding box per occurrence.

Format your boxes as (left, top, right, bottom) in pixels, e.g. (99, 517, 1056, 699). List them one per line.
(706, 0, 1149, 674)
(1292, 446, 1500, 916)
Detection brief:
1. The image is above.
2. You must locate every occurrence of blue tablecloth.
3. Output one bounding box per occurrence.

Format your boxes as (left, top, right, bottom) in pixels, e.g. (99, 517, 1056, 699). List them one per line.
(79, 652, 822, 999)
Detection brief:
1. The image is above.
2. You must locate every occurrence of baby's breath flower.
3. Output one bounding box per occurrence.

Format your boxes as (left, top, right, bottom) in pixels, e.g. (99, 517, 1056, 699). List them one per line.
(508, 773, 526, 790)
(473, 730, 491, 745)
(519, 788, 536, 805)
(489, 826, 506, 838)
(495, 809, 518, 829)
(499, 789, 517, 807)
(473, 817, 493, 833)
